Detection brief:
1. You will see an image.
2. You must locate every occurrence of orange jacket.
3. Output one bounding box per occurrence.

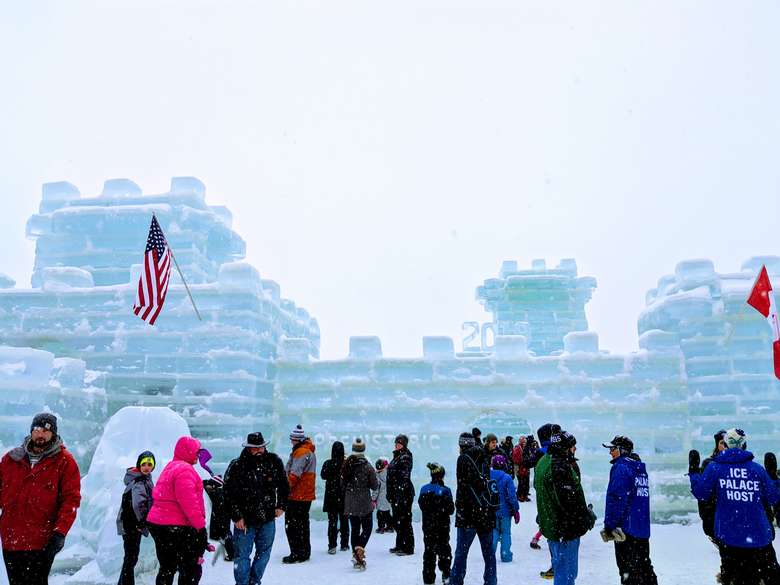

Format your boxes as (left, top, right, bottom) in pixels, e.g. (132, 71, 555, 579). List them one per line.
(286, 440, 317, 502)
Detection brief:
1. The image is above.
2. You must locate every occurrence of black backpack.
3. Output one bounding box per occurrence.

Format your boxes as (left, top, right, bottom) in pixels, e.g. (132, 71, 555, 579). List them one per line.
(465, 455, 500, 510)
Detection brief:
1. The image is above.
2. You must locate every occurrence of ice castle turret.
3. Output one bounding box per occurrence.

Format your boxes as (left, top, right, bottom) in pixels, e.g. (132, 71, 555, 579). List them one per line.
(476, 258, 597, 355)
(0, 178, 319, 469)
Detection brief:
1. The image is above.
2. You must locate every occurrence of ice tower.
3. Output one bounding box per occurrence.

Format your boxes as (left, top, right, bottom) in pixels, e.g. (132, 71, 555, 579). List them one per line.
(476, 259, 597, 355)
(0, 178, 319, 469)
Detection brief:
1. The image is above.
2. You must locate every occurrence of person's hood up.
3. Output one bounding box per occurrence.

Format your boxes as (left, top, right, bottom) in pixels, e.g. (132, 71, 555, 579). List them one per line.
(716, 448, 754, 465)
(124, 468, 147, 486)
(173, 436, 201, 464)
(331, 441, 345, 460)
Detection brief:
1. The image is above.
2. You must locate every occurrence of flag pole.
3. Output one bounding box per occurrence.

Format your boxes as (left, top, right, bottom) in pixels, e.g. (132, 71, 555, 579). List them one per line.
(153, 213, 202, 321)
(168, 247, 202, 321)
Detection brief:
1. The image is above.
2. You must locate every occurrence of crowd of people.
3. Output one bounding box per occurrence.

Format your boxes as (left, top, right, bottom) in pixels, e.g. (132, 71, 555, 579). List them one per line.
(1, 414, 779, 585)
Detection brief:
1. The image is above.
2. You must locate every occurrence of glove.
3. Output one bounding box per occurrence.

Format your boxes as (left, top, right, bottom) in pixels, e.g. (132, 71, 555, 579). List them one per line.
(513, 511, 520, 524)
(44, 531, 66, 560)
(600, 527, 627, 543)
(688, 449, 701, 475)
(586, 504, 597, 530)
(765, 452, 778, 481)
(197, 527, 209, 554)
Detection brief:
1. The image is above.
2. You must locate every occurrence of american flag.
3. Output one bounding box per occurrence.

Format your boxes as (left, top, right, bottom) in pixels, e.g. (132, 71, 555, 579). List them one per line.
(133, 215, 172, 325)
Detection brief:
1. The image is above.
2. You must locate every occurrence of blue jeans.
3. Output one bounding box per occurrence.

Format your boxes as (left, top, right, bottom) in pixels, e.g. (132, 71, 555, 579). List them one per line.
(549, 538, 580, 585)
(233, 521, 275, 585)
(492, 516, 513, 562)
(448, 527, 497, 585)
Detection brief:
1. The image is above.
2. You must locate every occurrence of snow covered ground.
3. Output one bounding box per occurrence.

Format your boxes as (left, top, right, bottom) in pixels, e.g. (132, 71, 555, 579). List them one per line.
(51, 509, 772, 585)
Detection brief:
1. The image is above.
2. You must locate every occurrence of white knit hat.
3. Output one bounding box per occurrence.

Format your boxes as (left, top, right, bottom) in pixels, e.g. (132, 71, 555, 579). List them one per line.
(724, 428, 746, 450)
(290, 424, 306, 442)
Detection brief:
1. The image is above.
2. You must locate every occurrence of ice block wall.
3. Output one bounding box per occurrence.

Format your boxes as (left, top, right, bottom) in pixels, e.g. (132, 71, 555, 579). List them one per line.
(0, 178, 319, 469)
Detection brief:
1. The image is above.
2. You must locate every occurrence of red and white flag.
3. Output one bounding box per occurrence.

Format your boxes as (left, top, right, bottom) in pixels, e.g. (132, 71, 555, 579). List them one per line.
(133, 215, 171, 325)
(747, 265, 780, 380)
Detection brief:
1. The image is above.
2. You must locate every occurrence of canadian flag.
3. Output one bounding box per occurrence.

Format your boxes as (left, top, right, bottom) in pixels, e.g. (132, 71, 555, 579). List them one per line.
(747, 265, 780, 380)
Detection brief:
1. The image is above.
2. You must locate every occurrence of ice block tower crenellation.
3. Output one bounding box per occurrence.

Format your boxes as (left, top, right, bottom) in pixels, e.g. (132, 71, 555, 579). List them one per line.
(476, 258, 597, 355)
(1, 177, 320, 470)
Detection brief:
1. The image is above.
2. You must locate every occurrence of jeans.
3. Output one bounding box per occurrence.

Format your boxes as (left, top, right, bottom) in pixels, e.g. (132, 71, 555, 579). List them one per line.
(2, 550, 51, 585)
(285, 501, 311, 560)
(348, 514, 373, 550)
(448, 527, 496, 585)
(492, 516, 513, 562)
(549, 538, 580, 585)
(327, 512, 349, 549)
(614, 535, 658, 585)
(118, 531, 142, 585)
(233, 520, 275, 585)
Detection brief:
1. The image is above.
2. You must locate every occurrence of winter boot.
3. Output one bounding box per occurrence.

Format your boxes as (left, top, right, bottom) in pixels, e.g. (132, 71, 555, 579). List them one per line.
(328, 547, 337, 555)
(352, 546, 366, 570)
(340, 544, 350, 552)
(540, 567, 554, 579)
(530, 536, 541, 550)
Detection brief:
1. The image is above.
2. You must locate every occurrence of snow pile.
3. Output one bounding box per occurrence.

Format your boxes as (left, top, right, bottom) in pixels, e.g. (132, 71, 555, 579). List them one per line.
(62, 406, 192, 585)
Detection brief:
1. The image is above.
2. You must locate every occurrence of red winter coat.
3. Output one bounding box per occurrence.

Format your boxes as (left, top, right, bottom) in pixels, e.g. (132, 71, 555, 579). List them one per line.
(147, 436, 206, 530)
(512, 442, 529, 478)
(0, 438, 81, 551)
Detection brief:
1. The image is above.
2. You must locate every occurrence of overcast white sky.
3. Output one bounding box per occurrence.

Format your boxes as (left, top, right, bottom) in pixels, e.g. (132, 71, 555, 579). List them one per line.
(1, 1, 778, 359)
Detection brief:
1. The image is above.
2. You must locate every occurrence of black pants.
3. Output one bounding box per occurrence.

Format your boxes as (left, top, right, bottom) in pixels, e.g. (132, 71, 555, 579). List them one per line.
(2, 549, 53, 585)
(720, 543, 780, 585)
(327, 512, 350, 549)
(285, 500, 312, 560)
(517, 474, 530, 500)
(377, 509, 393, 531)
(422, 526, 452, 585)
(391, 500, 414, 553)
(118, 531, 143, 585)
(349, 514, 373, 550)
(614, 535, 658, 585)
(149, 524, 202, 585)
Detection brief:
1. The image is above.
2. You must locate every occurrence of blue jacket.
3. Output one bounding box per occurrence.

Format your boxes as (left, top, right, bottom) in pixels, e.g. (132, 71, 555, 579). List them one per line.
(418, 480, 454, 533)
(604, 454, 651, 539)
(690, 449, 780, 548)
(490, 469, 519, 519)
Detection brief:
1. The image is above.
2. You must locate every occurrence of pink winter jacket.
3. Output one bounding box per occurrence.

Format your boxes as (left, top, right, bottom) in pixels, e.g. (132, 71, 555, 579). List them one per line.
(146, 437, 206, 530)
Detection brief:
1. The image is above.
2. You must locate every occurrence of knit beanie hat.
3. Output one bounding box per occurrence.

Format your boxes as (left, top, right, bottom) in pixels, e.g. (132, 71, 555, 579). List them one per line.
(352, 437, 366, 456)
(427, 461, 445, 479)
(136, 450, 156, 470)
(491, 454, 508, 471)
(724, 428, 747, 450)
(31, 412, 58, 436)
(484, 433, 498, 445)
(459, 432, 476, 448)
(394, 434, 409, 448)
(290, 424, 306, 442)
(375, 457, 389, 471)
(471, 427, 482, 440)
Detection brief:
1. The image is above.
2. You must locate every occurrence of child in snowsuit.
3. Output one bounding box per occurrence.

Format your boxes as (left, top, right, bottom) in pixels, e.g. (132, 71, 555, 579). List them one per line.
(490, 454, 519, 562)
(418, 462, 454, 585)
(374, 457, 394, 533)
(203, 475, 234, 561)
(116, 451, 156, 585)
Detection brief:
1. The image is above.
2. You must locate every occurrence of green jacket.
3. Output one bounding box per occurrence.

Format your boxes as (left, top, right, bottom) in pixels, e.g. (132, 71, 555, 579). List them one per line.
(533, 452, 591, 541)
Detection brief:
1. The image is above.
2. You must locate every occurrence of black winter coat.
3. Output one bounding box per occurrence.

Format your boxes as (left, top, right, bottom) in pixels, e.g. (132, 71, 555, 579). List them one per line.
(320, 442, 346, 514)
(387, 447, 415, 505)
(224, 449, 289, 526)
(342, 455, 380, 517)
(203, 478, 231, 541)
(454, 446, 495, 532)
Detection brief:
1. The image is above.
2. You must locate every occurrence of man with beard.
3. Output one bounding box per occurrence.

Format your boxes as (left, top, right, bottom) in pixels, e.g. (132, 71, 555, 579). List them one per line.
(224, 432, 288, 585)
(0, 413, 81, 585)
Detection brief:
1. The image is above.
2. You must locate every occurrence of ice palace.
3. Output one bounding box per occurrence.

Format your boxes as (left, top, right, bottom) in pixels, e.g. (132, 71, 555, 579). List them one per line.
(0, 178, 778, 583)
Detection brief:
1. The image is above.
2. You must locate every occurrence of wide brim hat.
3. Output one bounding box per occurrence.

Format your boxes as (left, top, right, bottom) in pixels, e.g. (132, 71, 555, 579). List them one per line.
(243, 432, 270, 448)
